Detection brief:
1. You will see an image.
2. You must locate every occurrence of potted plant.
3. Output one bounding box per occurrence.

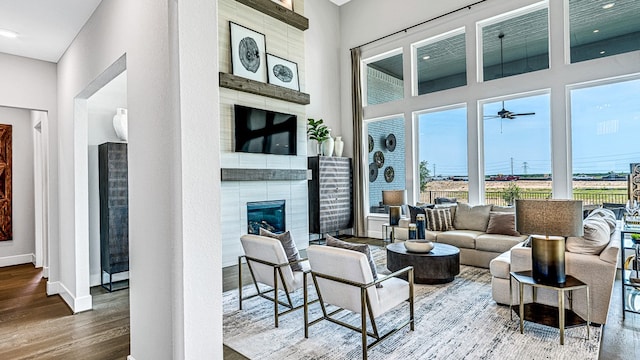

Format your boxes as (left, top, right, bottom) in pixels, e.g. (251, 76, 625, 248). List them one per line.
(502, 181, 522, 206)
(307, 118, 329, 155)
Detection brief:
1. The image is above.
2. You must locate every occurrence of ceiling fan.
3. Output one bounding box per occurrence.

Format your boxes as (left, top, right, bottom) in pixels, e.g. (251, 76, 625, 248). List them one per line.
(484, 33, 536, 124)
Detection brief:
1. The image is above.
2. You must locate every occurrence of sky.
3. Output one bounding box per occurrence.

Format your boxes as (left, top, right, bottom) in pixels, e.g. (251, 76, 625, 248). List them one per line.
(418, 78, 640, 176)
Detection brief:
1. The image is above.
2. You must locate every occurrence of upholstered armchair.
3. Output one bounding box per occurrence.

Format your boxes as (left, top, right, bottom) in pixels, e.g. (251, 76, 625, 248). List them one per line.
(304, 245, 414, 360)
(238, 234, 315, 327)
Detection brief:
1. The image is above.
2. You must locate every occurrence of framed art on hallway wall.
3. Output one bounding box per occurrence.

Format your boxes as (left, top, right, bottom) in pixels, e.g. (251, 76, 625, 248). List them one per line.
(0, 124, 11, 241)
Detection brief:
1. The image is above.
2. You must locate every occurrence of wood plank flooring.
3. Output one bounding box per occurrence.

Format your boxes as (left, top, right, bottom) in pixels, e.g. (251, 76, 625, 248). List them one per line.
(0, 264, 130, 360)
(1, 236, 637, 359)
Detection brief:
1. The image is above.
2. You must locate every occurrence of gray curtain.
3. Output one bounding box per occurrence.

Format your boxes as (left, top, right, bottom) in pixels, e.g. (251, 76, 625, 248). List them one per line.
(351, 47, 366, 237)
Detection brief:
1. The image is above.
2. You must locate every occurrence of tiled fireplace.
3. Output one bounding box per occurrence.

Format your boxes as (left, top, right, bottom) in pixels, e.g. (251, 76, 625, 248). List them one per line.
(247, 200, 286, 234)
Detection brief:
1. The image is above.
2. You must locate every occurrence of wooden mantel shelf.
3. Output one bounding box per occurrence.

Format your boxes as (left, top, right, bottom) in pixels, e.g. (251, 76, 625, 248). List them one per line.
(235, 0, 309, 31)
(219, 72, 311, 105)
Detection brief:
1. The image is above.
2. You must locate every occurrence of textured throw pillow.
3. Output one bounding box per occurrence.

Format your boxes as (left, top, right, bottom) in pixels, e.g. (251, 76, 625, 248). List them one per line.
(434, 203, 457, 221)
(566, 216, 611, 255)
(259, 228, 303, 271)
(325, 234, 381, 287)
(425, 208, 453, 231)
(587, 208, 616, 234)
(407, 204, 434, 223)
(453, 202, 492, 231)
(491, 205, 515, 213)
(485, 211, 520, 236)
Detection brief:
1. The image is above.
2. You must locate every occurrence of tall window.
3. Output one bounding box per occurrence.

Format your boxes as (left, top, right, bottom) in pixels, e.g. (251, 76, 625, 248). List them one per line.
(367, 116, 406, 212)
(569, 0, 640, 63)
(417, 107, 468, 203)
(365, 51, 404, 105)
(570, 78, 640, 206)
(413, 29, 466, 95)
(482, 93, 551, 205)
(480, 3, 549, 81)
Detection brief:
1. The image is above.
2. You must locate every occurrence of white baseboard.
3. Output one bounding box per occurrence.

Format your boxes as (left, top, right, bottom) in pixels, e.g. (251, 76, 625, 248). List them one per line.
(127, 356, 136, 360)
(90, 271, 130, 287)
(43, 266, 49, 278)
(47, 280, 92, 313)
(31, 253, 36, 264)
(0, 253, 36, 267)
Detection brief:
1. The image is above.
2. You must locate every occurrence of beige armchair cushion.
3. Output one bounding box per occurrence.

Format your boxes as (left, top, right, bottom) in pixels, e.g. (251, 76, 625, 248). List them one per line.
(307, 245, 409, 318)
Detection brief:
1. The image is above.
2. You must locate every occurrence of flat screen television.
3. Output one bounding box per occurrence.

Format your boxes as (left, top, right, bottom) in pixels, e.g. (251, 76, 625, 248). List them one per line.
(234, 104, 297, 156)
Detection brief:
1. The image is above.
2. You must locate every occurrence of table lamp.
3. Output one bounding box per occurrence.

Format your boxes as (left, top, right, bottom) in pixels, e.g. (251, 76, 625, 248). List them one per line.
(382, 190, 406, 226)
(515, 199, 583, 284)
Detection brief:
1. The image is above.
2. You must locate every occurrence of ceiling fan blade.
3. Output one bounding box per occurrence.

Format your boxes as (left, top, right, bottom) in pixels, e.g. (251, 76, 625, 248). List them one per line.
(511, 112, 536, 116)
(483, 115, 500, 119)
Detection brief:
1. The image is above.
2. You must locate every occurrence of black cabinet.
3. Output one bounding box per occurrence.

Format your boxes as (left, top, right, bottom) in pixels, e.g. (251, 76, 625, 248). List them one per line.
(308, 156, 353, 236)
(99, 142, 129, 291)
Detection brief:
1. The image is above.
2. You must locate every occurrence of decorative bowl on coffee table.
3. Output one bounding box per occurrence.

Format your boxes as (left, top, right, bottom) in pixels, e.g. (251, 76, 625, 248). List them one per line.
(404, 240, 434, 253)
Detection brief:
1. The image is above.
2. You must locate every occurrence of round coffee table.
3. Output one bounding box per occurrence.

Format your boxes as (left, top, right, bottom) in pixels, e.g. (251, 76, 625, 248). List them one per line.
(386, 242, 460, 284)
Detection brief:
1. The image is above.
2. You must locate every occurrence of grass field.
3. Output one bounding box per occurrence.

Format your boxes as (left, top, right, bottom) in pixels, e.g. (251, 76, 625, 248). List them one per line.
(420, 180, 628, 205)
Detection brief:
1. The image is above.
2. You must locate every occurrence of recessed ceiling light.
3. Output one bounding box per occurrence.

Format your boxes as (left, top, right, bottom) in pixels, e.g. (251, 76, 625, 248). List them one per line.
(422, 55, 430, 60)
(0, 29, 18, 38)
(593, 29, 600, 33)
(602, 3, 615, 9)
(600, 50, 606, 54)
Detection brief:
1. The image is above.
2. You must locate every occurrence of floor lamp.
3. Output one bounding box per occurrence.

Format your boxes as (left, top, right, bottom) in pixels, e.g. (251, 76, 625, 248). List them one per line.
(515, 199, 583, 284)
(382, 190, 406, 226)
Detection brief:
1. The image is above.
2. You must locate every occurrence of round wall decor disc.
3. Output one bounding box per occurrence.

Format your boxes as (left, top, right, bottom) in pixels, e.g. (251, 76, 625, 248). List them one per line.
(369, 162, 378, 182)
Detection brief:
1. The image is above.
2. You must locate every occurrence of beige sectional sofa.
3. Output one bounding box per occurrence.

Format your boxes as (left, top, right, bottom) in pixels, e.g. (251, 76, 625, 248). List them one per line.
(489, 208, 620, 325)
(394, 203, 528, 268)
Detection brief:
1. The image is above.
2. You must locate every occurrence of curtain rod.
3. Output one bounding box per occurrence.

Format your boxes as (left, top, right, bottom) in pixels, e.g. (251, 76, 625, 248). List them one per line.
(350, 0, 488, 50)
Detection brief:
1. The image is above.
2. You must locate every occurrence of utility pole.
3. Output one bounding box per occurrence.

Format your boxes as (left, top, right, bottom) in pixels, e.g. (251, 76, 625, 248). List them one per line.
(523, 161, 529, 175)
(433, 164, 436, 177)
(510, 157, 514, 175)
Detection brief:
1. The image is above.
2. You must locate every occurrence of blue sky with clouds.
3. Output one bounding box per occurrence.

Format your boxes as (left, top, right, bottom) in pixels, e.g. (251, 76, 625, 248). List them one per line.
(418, 78, 640, 176)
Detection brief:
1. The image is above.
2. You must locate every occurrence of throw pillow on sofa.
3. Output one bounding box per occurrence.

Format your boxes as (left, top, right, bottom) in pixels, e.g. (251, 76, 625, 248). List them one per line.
(325, 234, 382, 287)
(259, 228, 303, 271)
(425, 208, 454, 231)
(566, 215, 611, 255)
(453, 202, 492, 231)
(586, 208, 616, 234)
(485, 211, 520, 236)
(408, 204, 434, 223)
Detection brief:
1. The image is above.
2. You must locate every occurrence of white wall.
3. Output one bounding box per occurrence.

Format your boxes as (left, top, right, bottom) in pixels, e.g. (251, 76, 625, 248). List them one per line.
(0, 53, 58, 281)
(0, 106, 35, 266)
(56, 0, 220, 358)
(305, 0, 342, 155)
(87, 71, 127, 286)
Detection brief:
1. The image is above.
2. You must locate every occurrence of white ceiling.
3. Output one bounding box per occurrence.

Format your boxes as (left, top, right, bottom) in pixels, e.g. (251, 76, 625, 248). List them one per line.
(0, 0, 347, 63)
(0, 0, 102, 62)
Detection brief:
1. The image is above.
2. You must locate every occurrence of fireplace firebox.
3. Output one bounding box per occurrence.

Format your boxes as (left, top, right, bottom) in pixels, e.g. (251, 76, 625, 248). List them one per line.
(247, 200, 286, 234)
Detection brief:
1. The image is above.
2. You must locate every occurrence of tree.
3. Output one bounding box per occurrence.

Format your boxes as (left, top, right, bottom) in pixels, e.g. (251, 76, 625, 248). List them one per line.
(502, 181, 522, 206)
(419, 160, 430, 192)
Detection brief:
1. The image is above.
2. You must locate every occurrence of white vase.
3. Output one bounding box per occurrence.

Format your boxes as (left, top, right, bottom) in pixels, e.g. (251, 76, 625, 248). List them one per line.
(112, 107, 128, 142)
(322, 136, 334, 156)
(334, 136, 344, 157)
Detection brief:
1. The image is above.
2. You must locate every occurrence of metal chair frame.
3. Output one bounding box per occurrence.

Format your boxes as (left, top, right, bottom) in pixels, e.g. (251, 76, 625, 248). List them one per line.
(304, 266, 415, 360)
(238, 255, 317, 327)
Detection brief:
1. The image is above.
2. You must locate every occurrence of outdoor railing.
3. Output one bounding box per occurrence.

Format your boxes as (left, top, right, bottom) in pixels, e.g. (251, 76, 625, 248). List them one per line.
(420, 190, 627, 207)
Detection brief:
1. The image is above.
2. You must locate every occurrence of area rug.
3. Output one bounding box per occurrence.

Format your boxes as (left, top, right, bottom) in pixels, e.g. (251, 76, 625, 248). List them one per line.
(223, 246, 601, 359)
